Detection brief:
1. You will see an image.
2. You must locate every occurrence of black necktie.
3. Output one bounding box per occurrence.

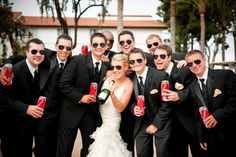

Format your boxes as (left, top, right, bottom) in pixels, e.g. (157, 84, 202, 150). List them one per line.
(94, 62, 100, 75)
(59, 63, 64, 71)
(200, 78, 207, 103)
(139, 76, 144, 95)
(33, 69, 39, 90)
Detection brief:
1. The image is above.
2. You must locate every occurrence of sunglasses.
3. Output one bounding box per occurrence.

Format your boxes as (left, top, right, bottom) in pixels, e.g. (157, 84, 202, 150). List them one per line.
(147, 42, 159, 49)
(153, 54, 167, 60)
(92, 42, 106, 48)
(108, 39, 114, 44)
(31, 49, 45, 55)
(129, 58, 143, 65)
(110, 65, 122, 70)
(119, 40, 132, 46)
(58, 45, 72, 51)
(186, 59, 202, 67)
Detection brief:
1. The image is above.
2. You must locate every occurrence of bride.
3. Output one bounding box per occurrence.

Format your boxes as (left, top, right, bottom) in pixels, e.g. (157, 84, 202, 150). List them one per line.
(87, 54, 133, 157)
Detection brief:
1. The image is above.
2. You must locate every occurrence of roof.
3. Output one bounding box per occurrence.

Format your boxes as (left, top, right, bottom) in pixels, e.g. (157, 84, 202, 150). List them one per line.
(12, 12, 22, 20)
(22, 16, 167, 28)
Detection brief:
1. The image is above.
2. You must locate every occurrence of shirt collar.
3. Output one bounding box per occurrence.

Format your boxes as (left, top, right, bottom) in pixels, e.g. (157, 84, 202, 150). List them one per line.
(165, 62, 174, 75)
(197, 68, 208, 84)
(26, 58, 37, 77)
(136, 66, 148, 83)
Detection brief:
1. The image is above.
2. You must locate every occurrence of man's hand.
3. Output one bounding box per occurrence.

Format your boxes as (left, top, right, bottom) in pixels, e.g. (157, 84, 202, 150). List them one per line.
(162, 89, 180, 102)
(80, 95, 96, 104)
(26, 105, 44, 118)
(204, 115, 217, 129)
(146, 124, 158, 134)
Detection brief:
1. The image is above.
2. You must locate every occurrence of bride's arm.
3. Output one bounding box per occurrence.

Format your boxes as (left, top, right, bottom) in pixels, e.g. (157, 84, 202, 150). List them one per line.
(110, 79, 133, 112)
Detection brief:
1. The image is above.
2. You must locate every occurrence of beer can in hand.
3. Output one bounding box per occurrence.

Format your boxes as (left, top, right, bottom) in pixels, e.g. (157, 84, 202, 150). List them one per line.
(137, 95, 145, 116)
(2, 63, 13, 86)
(89, 82, 98, 98)
(37, 96, 47, 109)
(81, 45, 88, 56)
(161, 80, 169, 101)
(199, 106, 210, 123)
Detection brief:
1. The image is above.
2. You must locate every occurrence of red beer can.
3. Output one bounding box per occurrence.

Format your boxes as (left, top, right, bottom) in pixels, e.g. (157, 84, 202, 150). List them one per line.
(37, 96, 47, 109)
(161, 80, 169, 101)
(199, 106, 210, 122)
(2, 63, 13, 86)
(81, 45, 88, 56)
(137, 95, 145, 116)
(89, 82, 98, 98)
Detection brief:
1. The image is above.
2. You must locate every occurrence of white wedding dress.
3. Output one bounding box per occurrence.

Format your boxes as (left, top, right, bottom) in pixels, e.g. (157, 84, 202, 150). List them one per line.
(87, 79, 132, 157)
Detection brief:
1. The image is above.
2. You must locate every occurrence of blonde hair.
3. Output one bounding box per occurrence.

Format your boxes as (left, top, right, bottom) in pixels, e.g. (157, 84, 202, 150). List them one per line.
(111, 54, 129, 66)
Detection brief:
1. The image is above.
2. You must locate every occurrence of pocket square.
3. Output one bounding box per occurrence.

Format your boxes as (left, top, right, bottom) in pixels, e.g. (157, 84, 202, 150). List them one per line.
(150, 89, 158, 94)
(175, 82, 184, 90)
(213, 89, 222, 97)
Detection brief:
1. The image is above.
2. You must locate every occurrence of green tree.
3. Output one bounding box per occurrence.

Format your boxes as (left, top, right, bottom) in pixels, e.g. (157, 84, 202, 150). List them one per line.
(0, 0, 31, 65)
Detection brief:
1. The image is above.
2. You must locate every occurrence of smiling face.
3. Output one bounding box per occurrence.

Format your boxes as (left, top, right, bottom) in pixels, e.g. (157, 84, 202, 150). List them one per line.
(90, 36, 107, 60)
(185, 52, 206, 77)
(146, 36, 162, 54)
(119, 34, 135, 55)
(129, 52, 147, 75)
(153, 48, 171, 71)
(55, 38, 72, 61)
(25, 42, 45, 68)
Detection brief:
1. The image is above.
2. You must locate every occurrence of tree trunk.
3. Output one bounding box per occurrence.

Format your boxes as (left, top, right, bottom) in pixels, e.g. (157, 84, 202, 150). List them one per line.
(117, 0, 124, 52)
(54, 0, 68, 34)
(170, 0, 176, 53)
(233, 31, 236, 60)
(200, 12, 205, 53)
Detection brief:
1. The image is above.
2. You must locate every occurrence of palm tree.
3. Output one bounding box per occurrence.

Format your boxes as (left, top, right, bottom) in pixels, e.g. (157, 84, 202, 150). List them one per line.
(117, 0, 124, 52)
(170, 0, 176, 52)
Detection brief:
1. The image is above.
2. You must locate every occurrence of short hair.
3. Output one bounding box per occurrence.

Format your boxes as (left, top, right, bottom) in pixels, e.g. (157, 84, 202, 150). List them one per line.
(25, 38, 44, 50)
(56, 34, 73, 45)
(146, 34, 162, 43)
(118, 30, 135, 42)
(102, 30, 114, 39)
(128, 48, 146, 60)
(111, 54, 129, 66)
(185, 49, 204, 59)
(90, 32, 107, 44)
(156, 44, 172, 56)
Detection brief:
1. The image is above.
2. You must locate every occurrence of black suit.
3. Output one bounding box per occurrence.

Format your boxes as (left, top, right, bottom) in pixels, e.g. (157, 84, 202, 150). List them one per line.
(190, 69, 236, 157)
(57, 54, 105, 157)
(33, 51, 71, 157)
(168, 63, 203, 157)
(8, 59, 48, 157)
(131, 67, 171, 157)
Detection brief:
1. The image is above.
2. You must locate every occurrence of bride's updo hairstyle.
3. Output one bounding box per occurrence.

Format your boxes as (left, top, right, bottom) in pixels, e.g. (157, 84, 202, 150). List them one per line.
(111, 54, 129, 67)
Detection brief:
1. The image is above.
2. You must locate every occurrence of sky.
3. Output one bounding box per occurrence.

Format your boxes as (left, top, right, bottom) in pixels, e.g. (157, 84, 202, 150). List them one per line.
(10, 0, 161, 19)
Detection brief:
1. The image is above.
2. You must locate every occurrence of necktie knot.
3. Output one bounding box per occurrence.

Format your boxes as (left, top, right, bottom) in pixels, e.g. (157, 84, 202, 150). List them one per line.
(59, 63, 64, 70)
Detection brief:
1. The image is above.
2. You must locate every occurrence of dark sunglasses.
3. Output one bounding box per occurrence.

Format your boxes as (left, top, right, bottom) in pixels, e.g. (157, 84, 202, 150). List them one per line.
(129, 58, 143, 65)
(147, 42, 159, 49)
(108, 39, 114, 44)
(31, 49, 44, 55)
(92, 42, 106, 48)
(119, 40, 132, 46)
(110, 65, 122, 70)
(58, 45, 72, 51)
(186, 59, 202, 67)
(153, 54, 167, 60)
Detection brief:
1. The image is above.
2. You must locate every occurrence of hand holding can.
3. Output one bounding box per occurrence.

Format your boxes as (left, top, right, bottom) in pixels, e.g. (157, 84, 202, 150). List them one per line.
(137, 95, 145, 116)
(89, 82, 98, 98)
(2, 63, 14, 86)
(37, 96, 47, 109)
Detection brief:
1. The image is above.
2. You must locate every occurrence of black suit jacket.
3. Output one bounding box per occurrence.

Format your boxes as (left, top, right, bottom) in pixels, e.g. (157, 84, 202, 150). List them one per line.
(58, 55, 102, 129)
(169, 63, 196, 136)
(190, 69, 236, 142)
(131, 67, 171, 137)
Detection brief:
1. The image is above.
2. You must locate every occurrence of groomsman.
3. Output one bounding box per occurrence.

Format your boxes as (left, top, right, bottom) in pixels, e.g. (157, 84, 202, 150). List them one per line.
(8, 38, 48, 157)
(128, 48, 171, 157)
(57, 33, 108, 157)
(185, 50, 236, 157)
(153, 44, 203, 157)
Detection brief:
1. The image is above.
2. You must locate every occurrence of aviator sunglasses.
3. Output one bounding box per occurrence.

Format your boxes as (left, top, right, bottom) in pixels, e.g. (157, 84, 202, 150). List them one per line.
(92, 42, 107, 48)
(31, 49, 45, 55)
(119, 40, 132, 46)
(153, 54, 167, 60)
(186, 59, 202, 67)
(129, 58, 143, 65)
(110, 65, 122, 70)
(147, 42, 159, 49)
(58, 45, 72, 51)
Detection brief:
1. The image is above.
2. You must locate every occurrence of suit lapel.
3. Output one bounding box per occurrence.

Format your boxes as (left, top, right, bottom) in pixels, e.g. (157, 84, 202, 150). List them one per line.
(98, 62, 108, 87)
(207, 69, 215, 105)
(133, 75, 139, 98)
